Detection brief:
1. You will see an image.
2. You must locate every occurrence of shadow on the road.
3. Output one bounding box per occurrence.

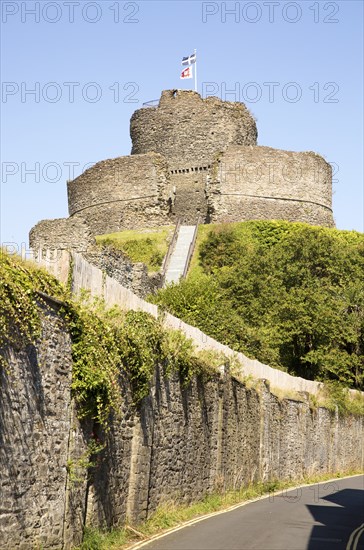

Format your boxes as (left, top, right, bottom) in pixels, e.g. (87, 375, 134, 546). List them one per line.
(307, 488, 364, 550)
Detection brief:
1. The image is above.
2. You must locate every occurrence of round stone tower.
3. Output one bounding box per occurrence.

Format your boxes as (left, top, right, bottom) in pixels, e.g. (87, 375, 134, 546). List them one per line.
(130, 89, 258, 222)
(130, 89, 257, 165)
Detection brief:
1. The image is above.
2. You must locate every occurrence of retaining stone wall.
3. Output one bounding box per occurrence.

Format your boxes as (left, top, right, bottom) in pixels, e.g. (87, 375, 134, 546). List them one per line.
(0, 304, 86, 549)
(1, 318, 363, 549)
(83, 246, 162, 298)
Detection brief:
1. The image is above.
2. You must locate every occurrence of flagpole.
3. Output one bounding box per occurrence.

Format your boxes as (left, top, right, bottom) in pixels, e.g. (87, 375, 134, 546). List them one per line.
(194, 49, 197, 92)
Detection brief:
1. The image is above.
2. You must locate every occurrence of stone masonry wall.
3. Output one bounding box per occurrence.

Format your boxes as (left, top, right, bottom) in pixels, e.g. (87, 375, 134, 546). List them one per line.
(207, 145, 334, 227)
(83, 245, 162, 298)
(1, 306, 363, 548)
(28, 246, 162, 300)
(168, 169, 209, 223)
(0, 302, 87, 549)
(67, 152, 171, 234)
(130, 90, 258, 167)
(29, 216, 94, 252)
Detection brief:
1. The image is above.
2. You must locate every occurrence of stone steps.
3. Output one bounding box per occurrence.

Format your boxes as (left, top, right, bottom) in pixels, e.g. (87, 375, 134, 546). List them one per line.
(164, 225, 196, 284)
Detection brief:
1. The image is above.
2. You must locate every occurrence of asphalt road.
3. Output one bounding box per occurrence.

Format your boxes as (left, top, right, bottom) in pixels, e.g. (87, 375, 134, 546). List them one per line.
(139, 475, 364, 550)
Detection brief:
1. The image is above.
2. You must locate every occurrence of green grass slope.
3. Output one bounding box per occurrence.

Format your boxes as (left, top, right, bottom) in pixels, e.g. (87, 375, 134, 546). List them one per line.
(95, 226, 174, 272)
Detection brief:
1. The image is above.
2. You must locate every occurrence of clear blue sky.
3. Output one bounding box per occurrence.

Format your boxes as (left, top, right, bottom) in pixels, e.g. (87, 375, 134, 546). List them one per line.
(1, 0, 363, 250)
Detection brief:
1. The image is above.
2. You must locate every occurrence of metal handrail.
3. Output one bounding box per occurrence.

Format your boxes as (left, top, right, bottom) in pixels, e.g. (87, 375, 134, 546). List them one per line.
(161, 218, 181, 278)
(142, 99, 159, 108)
(182, 216, 200, 279)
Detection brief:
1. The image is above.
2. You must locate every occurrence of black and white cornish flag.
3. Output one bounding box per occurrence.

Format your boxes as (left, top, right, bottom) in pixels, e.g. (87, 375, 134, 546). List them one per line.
(181, 52, 196, 66)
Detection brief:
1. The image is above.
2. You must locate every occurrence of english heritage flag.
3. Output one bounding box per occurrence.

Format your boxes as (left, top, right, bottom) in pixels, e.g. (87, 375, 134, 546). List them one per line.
(182, 52, 196, 66)
(180, 66, 193, 79)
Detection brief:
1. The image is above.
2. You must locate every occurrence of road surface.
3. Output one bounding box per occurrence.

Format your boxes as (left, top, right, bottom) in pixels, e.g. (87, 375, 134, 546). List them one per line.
(138, 475, 364, 550)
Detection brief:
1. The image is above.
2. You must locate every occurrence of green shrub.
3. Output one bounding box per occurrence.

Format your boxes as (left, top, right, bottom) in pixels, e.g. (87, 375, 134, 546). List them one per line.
(151, 221, 364, 390)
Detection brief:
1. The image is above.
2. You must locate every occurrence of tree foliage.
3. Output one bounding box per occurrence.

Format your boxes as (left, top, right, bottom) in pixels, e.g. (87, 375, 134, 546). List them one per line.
(152, 221, 364, 389)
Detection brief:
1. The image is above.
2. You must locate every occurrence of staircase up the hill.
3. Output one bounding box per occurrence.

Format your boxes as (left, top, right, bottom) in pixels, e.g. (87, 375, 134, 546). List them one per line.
(163, 225, 197, 285)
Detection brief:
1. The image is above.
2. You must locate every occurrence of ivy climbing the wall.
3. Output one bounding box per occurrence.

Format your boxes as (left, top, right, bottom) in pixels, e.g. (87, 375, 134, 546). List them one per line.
(0, 250, 214, 429)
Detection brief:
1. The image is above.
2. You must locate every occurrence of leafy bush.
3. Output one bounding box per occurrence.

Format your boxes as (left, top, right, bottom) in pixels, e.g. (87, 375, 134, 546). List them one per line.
(0, 252, 67, 354)
(151, 221, 364, 390)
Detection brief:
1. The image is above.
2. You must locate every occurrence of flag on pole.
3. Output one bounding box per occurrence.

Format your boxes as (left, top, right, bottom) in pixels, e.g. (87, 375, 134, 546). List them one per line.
(180, 66, 193, 79)
(182, 52, 197, 66)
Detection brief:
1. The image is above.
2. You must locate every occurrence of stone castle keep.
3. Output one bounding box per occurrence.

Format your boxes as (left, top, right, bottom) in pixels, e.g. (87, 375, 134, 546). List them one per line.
(30, 89, 334, 250)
